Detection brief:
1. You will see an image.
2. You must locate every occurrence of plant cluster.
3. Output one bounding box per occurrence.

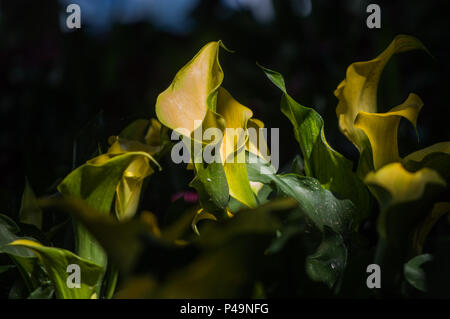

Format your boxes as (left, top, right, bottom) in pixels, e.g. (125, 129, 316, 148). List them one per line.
(1, 35, 449, 298)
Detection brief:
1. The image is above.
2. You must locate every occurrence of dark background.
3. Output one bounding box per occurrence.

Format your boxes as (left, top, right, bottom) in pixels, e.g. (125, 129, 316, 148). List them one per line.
(1, 0, 449, 218)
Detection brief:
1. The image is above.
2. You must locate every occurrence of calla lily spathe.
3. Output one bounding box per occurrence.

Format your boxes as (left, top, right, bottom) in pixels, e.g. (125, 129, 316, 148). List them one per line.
(156, 41, 269, 210)
(88, 120, 162, 221)
(335, 35, 450, 196)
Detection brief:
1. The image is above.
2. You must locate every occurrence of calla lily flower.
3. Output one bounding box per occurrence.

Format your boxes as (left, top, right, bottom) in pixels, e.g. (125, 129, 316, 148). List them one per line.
(334, 35, 428, 154)
(335, 35, 450, 174)
(88, 120, 162, 221)
(155, 41, 269, 210)
(335, 35, 450, 246)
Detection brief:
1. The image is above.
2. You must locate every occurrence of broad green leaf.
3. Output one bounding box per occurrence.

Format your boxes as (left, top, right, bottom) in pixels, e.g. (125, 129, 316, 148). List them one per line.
(190, 160, 230, 221)
(403, 142, 450, 181)
(156, 41, 224, 135)
(28, 285, 55, 299)
(259, 66, 370, 224)
(404, 254, 433, 292)
(305, 227, 347, 288)
(0, 213, 39, 291)
(19, 179, 43, 229)
(334, 35, 428, 152)
(9, 239, 104, 299)
(354, 93, 423, 170)
(39, 197, 159, 275)
(247, 154, 355, 236)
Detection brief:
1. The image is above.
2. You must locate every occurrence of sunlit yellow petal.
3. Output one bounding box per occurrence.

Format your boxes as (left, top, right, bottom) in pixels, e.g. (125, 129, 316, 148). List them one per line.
(334, 35, 427, 151)
(354, 93, 423, 169)
(224, 158, 257, 208)
(192, 209, 218, 236)
(246, 118, 270, 162)
(364, 162, 445, 207)
(216, 87, 253, 163)
(115, 157, 154, 220)
(156, 41, 224, 135)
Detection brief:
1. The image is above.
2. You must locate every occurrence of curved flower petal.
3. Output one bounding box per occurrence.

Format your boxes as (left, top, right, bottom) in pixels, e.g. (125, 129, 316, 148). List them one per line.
(215, 88, 257, 208)
(404, 142, 450, 163)
(246, 118, 270, 162)
(334, 35, 427, 151)
(354, 93, 423, 170)
(216, 87, 253, 163)
(156, 41, 224, 135)
(364, 162, 445, 208)
(115, 156, 154, 221)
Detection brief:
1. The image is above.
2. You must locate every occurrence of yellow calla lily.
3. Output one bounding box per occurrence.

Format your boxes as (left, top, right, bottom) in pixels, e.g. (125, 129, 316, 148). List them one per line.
(155, 41, 224, 136)
(364, 162, 445, 207)
(354, 93, 423, 169)
(216, 87, 257, 208)
(88, 122, 162, 221)
(155, 41, 268, 210)
(334, 35, 427, 152)
(364, 163, 446, 240)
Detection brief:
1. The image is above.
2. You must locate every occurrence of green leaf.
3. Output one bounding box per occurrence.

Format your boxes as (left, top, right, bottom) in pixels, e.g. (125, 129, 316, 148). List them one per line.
(247, 154, 355, 235)
(19, 179, 43, 229)
(190, 159, 230, 220)
(28, 285, 55, 299)
(0, 213, 39, 292)
(247, 154, 353, 288)
(259, 65, 370, 225)
(404, 254, 433, 292)
(9, 239, 104, 299)
(305, 227, 347, 288)
(39, 197, 156, 275)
